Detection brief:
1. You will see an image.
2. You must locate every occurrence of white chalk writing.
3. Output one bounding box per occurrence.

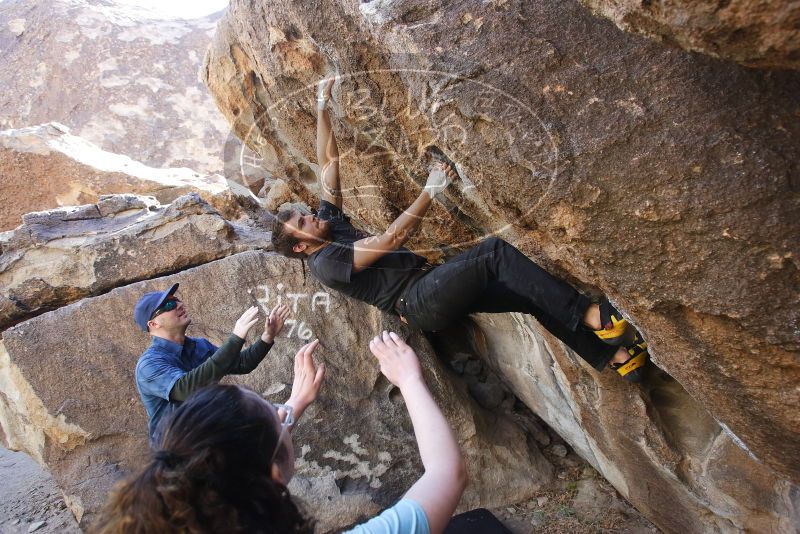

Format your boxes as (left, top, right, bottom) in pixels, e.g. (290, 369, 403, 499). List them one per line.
(255, 284, 332, 339)
(311, 292, 330, 313)
(285, 319, 313, 341)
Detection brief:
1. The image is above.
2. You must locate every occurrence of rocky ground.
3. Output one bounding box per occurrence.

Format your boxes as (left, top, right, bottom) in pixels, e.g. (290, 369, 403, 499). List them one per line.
(492, 442, 659, 533)
(0, 441, 655, 534)
(0, 446, 80, 534)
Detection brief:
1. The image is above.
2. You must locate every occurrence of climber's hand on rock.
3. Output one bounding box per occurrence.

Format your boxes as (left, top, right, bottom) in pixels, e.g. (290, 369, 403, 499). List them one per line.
(423, 161, 456, 198)
(233, 306, 260, 339)
(262, 304, 290, 343)
(369, 331, 424, 390)
(286, 339, 325, 420)
(317, 76, 336, 110)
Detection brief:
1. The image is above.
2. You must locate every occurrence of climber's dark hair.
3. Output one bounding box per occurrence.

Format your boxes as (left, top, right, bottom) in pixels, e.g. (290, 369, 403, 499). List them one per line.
(90, 384, 313, 534)
(271, 209, 306, 259)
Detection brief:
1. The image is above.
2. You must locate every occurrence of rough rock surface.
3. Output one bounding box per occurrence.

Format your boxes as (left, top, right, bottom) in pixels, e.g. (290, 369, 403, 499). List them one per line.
(202, 0, 800, 531)
(579, 1, 800, 70)
(436, 315, 799, 533)
(0, 122, 258, 231)
(0, 250, 552, 530)
(0, 0, 238, 176)
(0, 193, 264, 331)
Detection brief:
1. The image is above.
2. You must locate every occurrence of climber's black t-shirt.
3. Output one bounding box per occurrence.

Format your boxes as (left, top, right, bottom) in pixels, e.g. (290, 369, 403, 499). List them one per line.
(307, 200, 427, 313)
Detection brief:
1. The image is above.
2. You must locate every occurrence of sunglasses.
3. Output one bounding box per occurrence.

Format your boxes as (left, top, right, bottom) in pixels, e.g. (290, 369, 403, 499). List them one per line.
(150, 297, 181, 320)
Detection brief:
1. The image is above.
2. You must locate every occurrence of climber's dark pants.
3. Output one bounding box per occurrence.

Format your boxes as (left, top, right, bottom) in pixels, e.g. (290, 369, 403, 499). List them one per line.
(397, 237, 617, 371)
(444, 508, 511, 533)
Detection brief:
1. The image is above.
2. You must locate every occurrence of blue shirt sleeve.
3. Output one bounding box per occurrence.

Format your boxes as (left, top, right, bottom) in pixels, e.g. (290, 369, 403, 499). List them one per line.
(194, 337, 218, 355)
(343, 499, 430, 534)
(135, 356, 185, 402)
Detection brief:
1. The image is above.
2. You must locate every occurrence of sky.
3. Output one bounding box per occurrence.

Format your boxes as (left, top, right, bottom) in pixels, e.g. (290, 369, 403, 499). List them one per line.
(100, 0, 229, 19)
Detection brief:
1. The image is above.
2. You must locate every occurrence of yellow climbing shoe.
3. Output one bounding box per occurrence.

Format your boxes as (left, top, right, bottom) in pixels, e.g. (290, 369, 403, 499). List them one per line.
(593, 297, 635, 346)
(610, 332, 648, 382)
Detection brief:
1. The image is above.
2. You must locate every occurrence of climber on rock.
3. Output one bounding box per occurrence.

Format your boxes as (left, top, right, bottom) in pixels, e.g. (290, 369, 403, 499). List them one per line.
(270, 77, 648, 382)
(133, 282, 291, 444)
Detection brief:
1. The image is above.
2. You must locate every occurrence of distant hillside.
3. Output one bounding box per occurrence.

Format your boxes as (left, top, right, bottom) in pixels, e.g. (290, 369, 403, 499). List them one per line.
(0, 0, 230, 175)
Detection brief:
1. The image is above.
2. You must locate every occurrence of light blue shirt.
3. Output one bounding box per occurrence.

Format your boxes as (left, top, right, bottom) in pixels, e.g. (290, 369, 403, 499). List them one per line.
(344, 499, 430, 534)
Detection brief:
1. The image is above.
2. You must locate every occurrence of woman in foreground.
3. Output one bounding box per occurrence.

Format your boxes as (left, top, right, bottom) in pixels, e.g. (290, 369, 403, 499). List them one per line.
(91, 332, 470, 534)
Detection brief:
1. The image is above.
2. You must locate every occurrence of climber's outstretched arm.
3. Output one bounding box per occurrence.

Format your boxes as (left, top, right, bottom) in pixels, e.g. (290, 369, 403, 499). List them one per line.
(316, 77, 341, 210)
(351, 162, 456, 273)
(352, 190, 433, 273)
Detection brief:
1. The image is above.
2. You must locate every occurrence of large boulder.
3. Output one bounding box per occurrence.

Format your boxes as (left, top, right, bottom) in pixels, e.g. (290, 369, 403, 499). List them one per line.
(434, 315, 799, 533)
(0, 123, 260, 231)
(0, 250, 552, 530)
(202, 0, 800, 531)
(579, 1, 800, 70)
(0, 193, 264, 330)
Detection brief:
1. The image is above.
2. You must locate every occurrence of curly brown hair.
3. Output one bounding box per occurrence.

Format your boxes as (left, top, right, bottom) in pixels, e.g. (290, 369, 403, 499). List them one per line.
(271, 209, 306, 259)
(91, 385, 314, 534)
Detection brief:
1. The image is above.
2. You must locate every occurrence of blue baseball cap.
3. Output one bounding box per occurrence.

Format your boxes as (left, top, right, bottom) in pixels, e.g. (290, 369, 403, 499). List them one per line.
(133, 283, 179, 332)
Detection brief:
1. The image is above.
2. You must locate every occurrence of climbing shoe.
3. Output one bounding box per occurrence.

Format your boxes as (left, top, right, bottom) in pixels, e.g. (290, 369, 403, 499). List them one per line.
(610, 331, 649, 382)
(593, 297, 635, 346)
